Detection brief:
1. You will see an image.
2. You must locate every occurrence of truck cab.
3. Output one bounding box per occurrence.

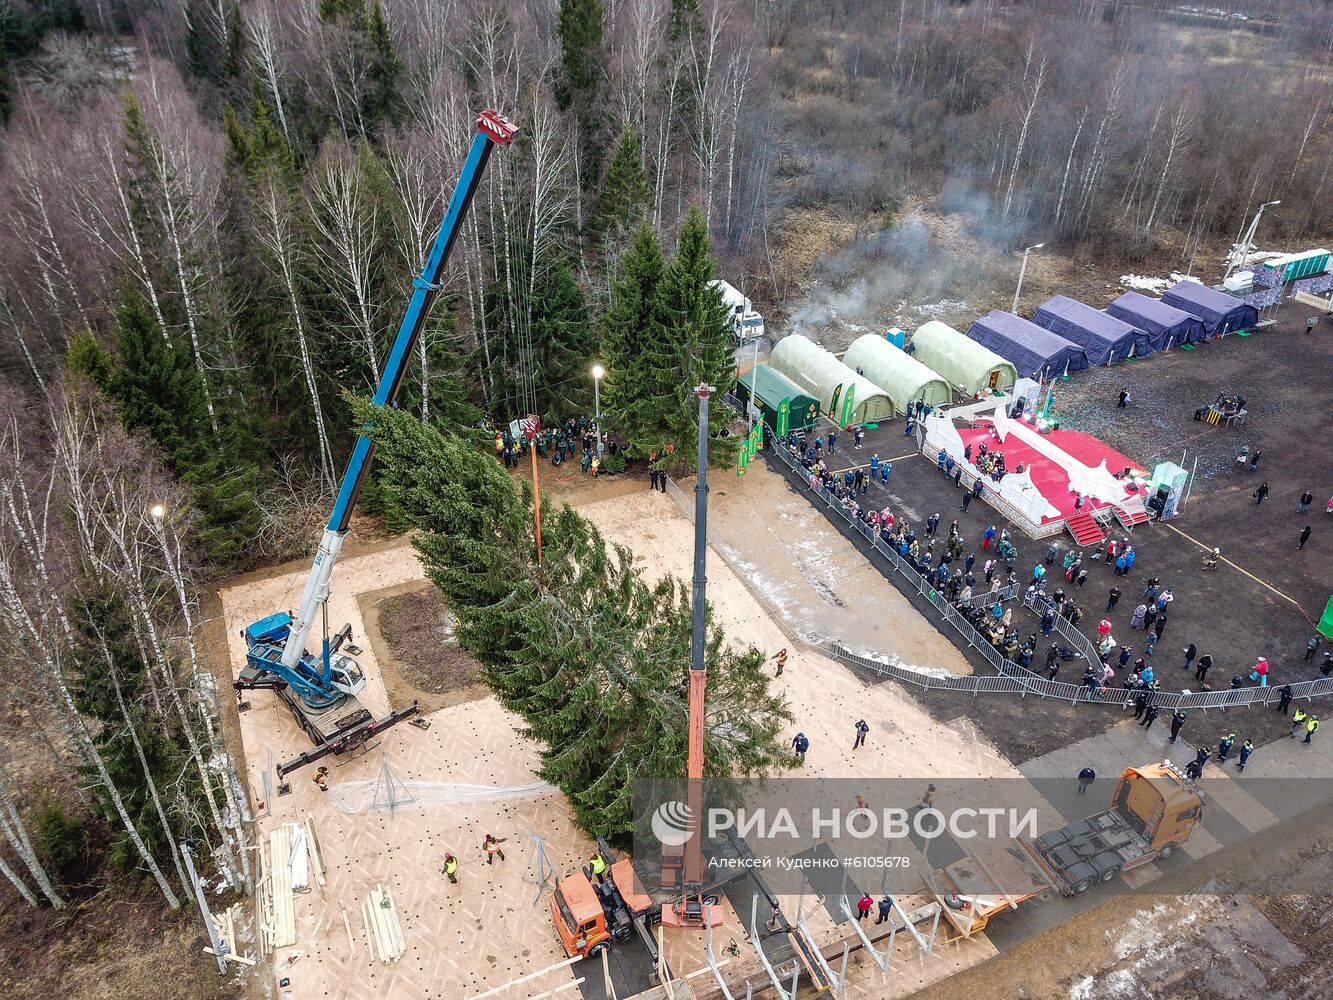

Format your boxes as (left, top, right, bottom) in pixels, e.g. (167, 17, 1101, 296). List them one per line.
(550, 851, 661, 961)
(710, 278, 766, 345)
(1026, 762, 1202, 896)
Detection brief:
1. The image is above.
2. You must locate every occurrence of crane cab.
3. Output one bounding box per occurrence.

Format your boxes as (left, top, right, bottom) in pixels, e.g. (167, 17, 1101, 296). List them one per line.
(242, 612, 367, 706)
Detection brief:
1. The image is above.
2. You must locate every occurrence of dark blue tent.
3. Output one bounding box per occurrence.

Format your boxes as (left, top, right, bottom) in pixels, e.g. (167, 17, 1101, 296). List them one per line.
(1106, 292, 1206, 351)
(965, 310, 1089, 379)
(1160, 280, 1259, 338)
(1031, 295, 1140, 365)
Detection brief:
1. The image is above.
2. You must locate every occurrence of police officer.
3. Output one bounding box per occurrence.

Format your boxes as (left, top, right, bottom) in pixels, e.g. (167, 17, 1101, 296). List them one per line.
(1169, 710, 1187, 743)
(443, 853, 458, 885)
(1077, 767, 1096, 794)
(1304, 716, 1320, 745)
(1237, 739, 1255, 772)
(1216, 734, 1235, 764)
(1139, 703, 1160, 730)
(1275, 684, 1293, 715)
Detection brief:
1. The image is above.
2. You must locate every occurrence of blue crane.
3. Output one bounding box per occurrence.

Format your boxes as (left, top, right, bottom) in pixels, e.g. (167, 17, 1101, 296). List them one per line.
(236, 110, 517, 773)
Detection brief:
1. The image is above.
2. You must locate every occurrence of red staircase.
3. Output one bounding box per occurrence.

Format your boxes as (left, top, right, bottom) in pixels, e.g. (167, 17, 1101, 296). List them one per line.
(1065, 512, 1106, 546)
(1114, 503, 1151, 530)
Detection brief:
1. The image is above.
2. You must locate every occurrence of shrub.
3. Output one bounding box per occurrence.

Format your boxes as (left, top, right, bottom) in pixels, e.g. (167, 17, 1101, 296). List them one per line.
(35, 800, 89, 879)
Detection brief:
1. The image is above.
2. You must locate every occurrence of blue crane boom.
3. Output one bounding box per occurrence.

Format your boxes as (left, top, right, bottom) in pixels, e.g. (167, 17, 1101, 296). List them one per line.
(240, 110, 517, 732)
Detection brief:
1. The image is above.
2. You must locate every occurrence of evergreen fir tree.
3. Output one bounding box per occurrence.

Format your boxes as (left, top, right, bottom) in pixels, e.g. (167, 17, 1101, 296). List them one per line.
(670, 0, 701, 42)
(221, 2, 245, 82)
(68, 588, 195, 872)
(103, 294, 263, 569)
(0, 50, 11, 126)
(365, 2, 402, 130)
(599, 222, 666, 447)
(555, 0, 604, 112)
(355, 401, 792, 837)
(532, 263, 593, 419)
(653, 206, 737, 464)
(590, 128, 651, 249)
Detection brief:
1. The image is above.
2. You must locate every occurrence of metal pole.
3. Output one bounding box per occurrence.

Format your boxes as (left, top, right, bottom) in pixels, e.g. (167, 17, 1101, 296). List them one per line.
(529, 441, 544, 565)
(181, 841, 227, 974)
(691, 385, 713, 675)
(1012, 249, 1030, 314)
(594, 376, 604, 456)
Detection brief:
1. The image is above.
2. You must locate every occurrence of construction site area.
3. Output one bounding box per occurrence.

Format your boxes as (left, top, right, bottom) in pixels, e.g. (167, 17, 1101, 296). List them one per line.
(195, 107, 1333, 1000)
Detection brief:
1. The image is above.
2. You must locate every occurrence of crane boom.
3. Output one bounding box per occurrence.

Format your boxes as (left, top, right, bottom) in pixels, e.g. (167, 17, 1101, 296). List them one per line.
(239, 110, 516, 734)
(279, 110, 517, 680)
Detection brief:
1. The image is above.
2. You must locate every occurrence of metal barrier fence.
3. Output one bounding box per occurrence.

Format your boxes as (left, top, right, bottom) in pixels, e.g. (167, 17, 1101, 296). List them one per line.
(1023, 590, 1103, 665)
(756, 439, 1333, 712)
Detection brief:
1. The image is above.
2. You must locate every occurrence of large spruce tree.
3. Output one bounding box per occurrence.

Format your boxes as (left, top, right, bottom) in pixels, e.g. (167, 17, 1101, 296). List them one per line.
(655, 206, 737, 460)
(599, 221, 667, 448)
(356, 400, 792, 836)
(591, 128, 651, 249)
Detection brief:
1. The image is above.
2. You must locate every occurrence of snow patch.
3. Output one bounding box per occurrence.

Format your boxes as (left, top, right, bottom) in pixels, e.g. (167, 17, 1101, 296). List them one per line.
(1118, 271, 1198, 295)
(839, 642, 955, 679)
(911, 298, 968, 319)
(1226, 243, 1288, 269)
(1067, 976, 1096, 1000)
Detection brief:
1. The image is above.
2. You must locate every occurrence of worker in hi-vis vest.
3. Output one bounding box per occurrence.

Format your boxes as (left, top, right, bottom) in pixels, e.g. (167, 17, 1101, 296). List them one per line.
(589, 851, 607, 885)
(443, 853, 458, 884)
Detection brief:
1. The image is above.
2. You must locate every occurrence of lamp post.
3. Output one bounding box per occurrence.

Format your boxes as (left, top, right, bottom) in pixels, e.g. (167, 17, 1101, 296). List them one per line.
(1225, 200, 1280, 280)
(1012, 243, 1044, 314)
(591, 364, 605, 456)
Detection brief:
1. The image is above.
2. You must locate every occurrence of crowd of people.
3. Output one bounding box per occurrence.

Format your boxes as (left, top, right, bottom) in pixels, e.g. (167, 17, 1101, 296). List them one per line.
(491, 415, 617, 475)
(784, 419, 1331, 731)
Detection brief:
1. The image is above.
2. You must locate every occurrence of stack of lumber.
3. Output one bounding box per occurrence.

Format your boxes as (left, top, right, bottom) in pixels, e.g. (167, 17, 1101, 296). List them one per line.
(362, 884, 406, 964)
(257, 825, 298, 949)
(204, 903, 257, 966)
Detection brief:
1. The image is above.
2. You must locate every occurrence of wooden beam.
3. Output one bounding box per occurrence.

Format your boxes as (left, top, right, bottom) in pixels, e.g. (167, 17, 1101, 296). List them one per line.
(463, 956, 583, 1000)
(203, 948, 257, 967)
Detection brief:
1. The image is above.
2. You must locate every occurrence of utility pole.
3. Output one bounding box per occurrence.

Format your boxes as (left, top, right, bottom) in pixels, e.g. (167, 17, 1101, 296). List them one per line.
(1225, 200, 1281, 280)
(1012, 243, 1044, 314)
(181, 841, 227, 975)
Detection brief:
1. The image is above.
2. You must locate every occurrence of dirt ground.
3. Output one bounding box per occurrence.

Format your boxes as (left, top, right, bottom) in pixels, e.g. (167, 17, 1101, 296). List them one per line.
(359, 581, 487, 715)
(756, 299, 1332, 761)
(0, 882, 237, 1000)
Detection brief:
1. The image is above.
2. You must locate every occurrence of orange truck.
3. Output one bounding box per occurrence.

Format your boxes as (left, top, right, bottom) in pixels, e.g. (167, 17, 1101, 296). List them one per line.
(927, 762, 1204, 937)
(550, 838, 668, 971)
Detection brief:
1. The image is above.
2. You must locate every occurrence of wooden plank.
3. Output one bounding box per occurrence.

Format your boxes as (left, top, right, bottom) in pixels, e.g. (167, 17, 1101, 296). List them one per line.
(359, 898, 376, 962)
(304, 814, 326, 889)
(370, 885, 399, 963)
(203, 947, 257, 967)
(463, 957, 583, 1000)
(364, 897, 386, 964)
(382, 886, 406, 958)
(341, 904, 356, 955)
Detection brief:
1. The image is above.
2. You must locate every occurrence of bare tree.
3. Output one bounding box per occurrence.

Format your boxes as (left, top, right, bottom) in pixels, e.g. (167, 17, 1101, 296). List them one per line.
(254, 179, 337, 490)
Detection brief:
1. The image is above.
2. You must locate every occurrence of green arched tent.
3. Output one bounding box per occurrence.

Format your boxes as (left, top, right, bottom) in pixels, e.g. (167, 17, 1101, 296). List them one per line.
(844, 334, 952, 413)
(769, 334, 895, 425)
(910, 321, 1018, 396)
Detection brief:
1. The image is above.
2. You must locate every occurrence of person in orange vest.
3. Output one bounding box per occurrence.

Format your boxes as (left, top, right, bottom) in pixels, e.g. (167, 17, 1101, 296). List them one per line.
(483, 834, 506, 864)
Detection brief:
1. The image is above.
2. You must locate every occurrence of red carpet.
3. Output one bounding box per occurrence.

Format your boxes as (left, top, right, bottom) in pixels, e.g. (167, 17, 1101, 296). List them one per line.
(958, 420, 1148, 525)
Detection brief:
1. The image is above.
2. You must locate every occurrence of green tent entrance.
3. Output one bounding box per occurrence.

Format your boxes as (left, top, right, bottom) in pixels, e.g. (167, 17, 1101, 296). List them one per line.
(736, 365, 820, 437)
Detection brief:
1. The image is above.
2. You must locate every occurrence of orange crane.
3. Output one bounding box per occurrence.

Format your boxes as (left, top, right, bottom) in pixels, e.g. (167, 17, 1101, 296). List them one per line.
(659, 384, 724, 931)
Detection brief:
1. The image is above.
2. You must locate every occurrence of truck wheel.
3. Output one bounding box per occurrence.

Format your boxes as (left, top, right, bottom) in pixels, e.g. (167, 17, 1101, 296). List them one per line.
(704, 894, 720, 906)
(587, 943, 608, 960)
(1100, 866, 1121, 883)
(1073, 877, 1093, 895)
(1158, 843, 1175, 860)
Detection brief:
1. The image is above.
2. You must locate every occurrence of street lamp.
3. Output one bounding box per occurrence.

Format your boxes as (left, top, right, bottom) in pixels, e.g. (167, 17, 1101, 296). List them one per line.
(1012, 243, 1045, 314)
(591, 364, 605, 456)
(1226, 200, 1281, 280)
